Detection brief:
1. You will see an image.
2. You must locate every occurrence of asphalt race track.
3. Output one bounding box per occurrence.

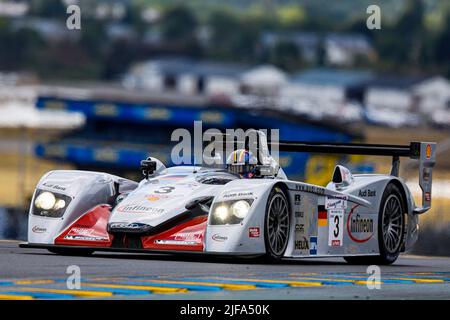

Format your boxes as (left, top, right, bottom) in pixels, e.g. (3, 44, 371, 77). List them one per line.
(0, 240, 449, 300)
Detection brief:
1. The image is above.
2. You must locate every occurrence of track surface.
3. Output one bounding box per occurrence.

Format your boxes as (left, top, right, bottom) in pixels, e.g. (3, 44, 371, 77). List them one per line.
(1, 240, 449, 300)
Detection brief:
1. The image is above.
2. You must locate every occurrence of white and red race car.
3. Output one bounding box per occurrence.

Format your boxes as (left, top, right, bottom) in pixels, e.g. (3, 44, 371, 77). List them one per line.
(20, 131, 436, 264)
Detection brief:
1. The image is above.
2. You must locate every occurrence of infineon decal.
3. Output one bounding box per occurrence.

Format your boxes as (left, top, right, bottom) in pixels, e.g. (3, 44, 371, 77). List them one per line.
(346, 205, 374, 243)
(116, 204, 164, 214)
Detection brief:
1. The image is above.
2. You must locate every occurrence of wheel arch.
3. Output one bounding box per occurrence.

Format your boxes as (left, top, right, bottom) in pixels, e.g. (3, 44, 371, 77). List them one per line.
(387, 178, 411, 215)
(263, 182, 291, 261)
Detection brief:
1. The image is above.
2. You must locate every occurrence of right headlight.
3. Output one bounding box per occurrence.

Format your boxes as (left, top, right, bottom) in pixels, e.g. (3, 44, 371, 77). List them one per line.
(210, 199, 253, 225)
(32, 189, 72, 218)
(230, 200, 251, 219)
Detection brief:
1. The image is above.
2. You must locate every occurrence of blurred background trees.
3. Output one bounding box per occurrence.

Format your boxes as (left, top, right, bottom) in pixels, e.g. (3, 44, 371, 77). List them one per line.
(0, 0, 449, 80)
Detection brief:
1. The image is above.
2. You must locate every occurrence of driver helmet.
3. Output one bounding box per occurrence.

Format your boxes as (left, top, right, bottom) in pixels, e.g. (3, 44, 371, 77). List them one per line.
(226, 149, 258, 178)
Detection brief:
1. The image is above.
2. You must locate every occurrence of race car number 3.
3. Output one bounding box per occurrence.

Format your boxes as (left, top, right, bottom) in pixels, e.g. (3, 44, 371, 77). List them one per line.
(328, 209, 344, 247)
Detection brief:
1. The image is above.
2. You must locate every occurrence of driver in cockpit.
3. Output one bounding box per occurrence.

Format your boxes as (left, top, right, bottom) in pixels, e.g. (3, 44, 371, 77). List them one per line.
(226, 149, 259, 178)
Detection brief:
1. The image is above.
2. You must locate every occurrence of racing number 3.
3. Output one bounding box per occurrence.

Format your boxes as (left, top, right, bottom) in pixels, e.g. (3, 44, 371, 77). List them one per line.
(328, 209, 344, 247)
(333, 215, 339, 237)
(155, 186, 175, 194)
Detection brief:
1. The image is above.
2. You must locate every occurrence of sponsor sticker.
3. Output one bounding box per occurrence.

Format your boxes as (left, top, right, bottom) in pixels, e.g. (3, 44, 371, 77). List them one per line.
(64, 235, 108, 241)
(358, 189, 376, 197)
(249, 227, 260, 238)
(294, 194, 301, 206)
(309, 236, 318, 255)
(32, 226, 47, 233)
(212, 234, 228, 242)
(154, 240, 198, 246)
(347, 207, 374, 243)
(295, 237, 309, 250)
(425, 192, 431, 201)
(328, 209, 344, 247)
(325, 195, 347, 210)
(42, 182, 66, 191)
(426, 144, 431, 159)
(146, 194, 169, 201)
(116, 204, 165, 214)
(223, 191, 254, 199)
(174, 231, 203, 242)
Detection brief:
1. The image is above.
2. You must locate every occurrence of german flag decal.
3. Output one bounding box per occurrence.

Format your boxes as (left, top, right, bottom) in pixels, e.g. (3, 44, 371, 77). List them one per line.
(318, 205, 327, 227)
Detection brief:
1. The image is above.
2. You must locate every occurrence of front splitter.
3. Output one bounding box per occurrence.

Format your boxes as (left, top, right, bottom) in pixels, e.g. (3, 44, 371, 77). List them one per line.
(18, 242, 263, 258)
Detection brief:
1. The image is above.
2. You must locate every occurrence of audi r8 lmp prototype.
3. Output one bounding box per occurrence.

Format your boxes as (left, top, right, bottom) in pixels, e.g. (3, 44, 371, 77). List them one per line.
(20, 131, 436, 264)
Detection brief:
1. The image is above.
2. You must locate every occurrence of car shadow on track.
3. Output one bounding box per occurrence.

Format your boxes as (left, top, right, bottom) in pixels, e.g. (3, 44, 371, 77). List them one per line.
(21, 249, 353, 265)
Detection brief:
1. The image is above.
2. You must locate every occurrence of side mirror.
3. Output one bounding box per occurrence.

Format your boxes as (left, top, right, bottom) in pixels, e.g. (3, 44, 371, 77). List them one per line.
(141, 160, 157, 179)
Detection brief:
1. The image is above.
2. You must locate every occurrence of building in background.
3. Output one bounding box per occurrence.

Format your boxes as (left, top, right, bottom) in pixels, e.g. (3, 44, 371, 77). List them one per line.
(34, 84, 361, 184)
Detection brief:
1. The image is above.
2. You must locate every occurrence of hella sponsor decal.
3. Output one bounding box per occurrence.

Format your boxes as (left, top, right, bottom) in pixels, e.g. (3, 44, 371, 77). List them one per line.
(248, 227, 260, 238)
(295, 237, 309, 250)
(347, 206, 374, 243)
(32, 226, 47, 233)
(212, 234, 228, 242)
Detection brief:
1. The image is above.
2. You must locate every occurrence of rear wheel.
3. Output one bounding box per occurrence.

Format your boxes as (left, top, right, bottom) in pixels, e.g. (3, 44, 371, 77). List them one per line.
(48, 248, 94, 256)
(344, 183, 405, 265)
(264, 186, 290, 262)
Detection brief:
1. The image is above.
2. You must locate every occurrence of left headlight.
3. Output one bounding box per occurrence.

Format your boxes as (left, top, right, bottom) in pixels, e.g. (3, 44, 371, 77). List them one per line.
(210, 199, 253, 225)
(32, 189, 72, 218)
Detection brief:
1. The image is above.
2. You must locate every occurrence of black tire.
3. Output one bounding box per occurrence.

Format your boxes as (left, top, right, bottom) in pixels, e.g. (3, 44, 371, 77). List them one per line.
(48, 248, 94, 256)
(264, 186, 290, 262)
(344, 183, 405, 265)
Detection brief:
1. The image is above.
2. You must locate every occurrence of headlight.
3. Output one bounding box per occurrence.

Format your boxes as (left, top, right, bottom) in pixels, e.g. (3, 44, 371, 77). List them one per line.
(32, 189, 71, 218)
(34, 192, 56, 210)
(210, 199, 253, 225)
(214, 205, 229, 221)
(231, 200, 250, 219)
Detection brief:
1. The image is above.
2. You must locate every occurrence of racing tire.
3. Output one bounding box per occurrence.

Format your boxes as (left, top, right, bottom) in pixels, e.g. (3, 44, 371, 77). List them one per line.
(47, 248, 95, 256)
(264, 186, 290, 262)
(344, 183, 405, 265)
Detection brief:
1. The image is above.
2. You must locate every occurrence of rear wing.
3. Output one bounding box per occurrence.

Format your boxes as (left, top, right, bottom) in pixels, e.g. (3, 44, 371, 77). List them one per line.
(270, 140, 436, 214)
(204, 131, 436, 213)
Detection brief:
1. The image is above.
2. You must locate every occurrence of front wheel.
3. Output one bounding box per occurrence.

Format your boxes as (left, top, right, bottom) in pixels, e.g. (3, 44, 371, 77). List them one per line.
(264, 186, 290, 262)
(344, 183, 405, 265)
